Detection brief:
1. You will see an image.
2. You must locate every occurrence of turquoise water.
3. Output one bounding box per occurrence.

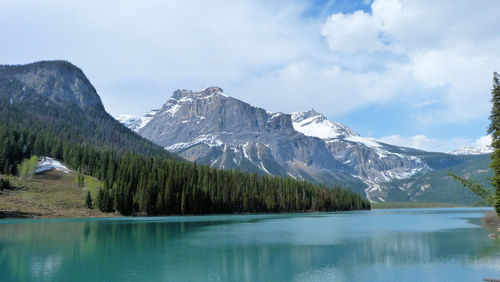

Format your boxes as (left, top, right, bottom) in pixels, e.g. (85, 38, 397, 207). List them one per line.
(0, 208, 499, 281)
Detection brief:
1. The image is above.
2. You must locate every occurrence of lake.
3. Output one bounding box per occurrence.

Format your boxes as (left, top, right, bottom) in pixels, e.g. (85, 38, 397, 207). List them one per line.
(1, 208, 499, 281)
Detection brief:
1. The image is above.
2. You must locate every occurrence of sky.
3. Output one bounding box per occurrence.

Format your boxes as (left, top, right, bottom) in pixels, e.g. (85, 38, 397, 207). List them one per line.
(1, 0, 499, 152)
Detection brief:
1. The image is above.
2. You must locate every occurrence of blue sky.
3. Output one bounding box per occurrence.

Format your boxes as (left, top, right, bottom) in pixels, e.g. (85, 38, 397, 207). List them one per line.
(1, 0, 499, 152)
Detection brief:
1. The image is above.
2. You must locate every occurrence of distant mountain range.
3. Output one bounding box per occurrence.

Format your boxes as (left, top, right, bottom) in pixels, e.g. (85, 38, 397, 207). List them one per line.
(0, 61, 368, 215)
(117, 87, 493, 204)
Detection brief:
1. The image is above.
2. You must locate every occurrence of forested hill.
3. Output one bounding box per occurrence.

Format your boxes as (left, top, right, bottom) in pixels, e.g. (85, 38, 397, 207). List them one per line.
(0, 60, 179, 159)
(0, 61, 370, 215)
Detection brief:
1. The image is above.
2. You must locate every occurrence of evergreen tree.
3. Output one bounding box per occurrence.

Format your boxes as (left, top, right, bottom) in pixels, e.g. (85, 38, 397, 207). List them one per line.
(0, 124, 370, 216)
(488, 72, 500, 215)
(448, 72, 500, 216)
(86, 191, 93, 209)
(76, 170, 85, 187)
(0, 178, 9, 190)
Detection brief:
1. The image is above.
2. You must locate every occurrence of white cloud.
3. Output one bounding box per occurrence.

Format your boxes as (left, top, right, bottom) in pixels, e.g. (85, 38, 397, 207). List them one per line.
(0, 0, 319, 115)
(413, 100, 439, 108)
(320, 0, 500, 123)
(475, 135, 492, 148)
(1, 0, 498, 152)
(236, 60, 414, 115)
(320, 10, 385, 54)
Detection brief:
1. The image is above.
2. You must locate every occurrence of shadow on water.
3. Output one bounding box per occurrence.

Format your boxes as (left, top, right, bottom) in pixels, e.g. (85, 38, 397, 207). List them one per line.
(0, 209, 499, 281)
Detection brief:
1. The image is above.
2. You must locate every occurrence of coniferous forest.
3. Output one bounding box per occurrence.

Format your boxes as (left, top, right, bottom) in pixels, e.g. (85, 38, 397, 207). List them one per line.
(0, 63, 370, 215)
(0, 125, 370, 215)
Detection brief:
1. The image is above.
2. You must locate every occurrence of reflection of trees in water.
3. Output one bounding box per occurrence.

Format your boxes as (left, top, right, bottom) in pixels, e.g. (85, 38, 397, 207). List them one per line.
(1, 217, 499, 281)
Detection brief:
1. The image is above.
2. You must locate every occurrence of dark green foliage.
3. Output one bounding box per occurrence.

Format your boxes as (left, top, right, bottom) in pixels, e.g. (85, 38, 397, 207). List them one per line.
(0, 125, 370, 215)
(0, 64, 369, 215)
(488, 72, 500, 215)
(0, 71, 181, 162)
(446, 72, 500, 214)
(381, 154, 492, 204)
(0, 177, 9, 190)
(86, 191, 93, 208)
(76, 170, 85, 187)
(446, 172, 494, 205)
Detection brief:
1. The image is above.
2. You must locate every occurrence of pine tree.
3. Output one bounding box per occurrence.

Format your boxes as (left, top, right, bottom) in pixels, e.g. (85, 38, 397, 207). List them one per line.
(76, 170, 85, 187)
(86, 191, 93, 209)
(0, 178, 9, 190)
(488, 72, 500, 215)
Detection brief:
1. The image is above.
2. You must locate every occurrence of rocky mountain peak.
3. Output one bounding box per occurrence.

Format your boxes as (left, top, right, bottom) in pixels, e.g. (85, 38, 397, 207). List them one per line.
(199, 86, 224, 95)
(0, 60, 104, 110)
(171, 89, 193, 100)
(170, 86, 226, 101)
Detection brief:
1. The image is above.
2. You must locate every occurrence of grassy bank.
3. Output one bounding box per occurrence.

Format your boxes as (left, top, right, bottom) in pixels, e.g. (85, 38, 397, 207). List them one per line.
(372, 202, 464, 209)
(0, 170, 118, 219)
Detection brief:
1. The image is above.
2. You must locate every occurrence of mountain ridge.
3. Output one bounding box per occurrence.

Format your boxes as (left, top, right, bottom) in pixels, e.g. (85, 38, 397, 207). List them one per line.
(118, 86, 491, 202)
(0, 60, 180, 159)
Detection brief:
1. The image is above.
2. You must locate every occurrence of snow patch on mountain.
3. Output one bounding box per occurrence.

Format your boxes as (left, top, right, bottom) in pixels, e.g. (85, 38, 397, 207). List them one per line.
(115, 114, 140, 128)
(344, 135, 382, 149)
(116, 87, 437, 202)
(448, 146, 493, 155)
(165, 134, 224, 152)
(36, 157, 70, 174)
(115, 109, 159, 132)
(163, 102, 181, 117)
(292, 110, 358, 140)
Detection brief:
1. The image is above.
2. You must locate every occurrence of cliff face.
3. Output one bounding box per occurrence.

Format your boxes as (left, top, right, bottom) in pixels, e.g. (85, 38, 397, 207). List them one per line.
(117, 86, 491, 203)
(137, 87, 350, 187)
(0, 60, 179, 159)
(120, 87, 433, 197)
(0, 60, 104, 110)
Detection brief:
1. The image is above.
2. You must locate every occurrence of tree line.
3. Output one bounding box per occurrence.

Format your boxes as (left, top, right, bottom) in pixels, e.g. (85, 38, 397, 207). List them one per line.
(0, 125, 370, 215)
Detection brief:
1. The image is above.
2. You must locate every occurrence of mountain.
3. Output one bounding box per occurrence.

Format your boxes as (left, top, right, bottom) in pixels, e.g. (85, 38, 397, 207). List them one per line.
(376, 154, 493, 204)
(117, 86, 491, 203)
(0, 60, 179, 159)
(0, 60, 103, 110)
(132, 86, 363, 190)
(115, 109, 160, 132)
(1, 61, 370, 216)
(448, 146, 493, 155)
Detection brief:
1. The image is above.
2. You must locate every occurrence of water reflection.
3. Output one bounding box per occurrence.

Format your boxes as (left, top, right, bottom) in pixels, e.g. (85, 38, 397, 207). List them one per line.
(0, 209, 499, 281)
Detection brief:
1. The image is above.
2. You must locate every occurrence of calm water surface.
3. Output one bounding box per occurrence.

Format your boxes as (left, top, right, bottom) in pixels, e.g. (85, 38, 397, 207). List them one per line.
(1, 208, 499, 281)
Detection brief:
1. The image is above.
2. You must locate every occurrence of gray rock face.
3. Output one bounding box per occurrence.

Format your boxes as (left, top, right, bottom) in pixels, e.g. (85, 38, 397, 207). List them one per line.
(119, 86, 490, 203)
(0, 60, 104, 110)
(120, 87, 437, 199)
(137, 87, 350, 187)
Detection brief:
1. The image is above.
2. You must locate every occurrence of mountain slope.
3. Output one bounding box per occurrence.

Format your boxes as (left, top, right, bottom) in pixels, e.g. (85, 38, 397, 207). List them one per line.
(119, 87, 491, 202)
(0, 60, 179, 159)
(134, 87, 363, 191)
(1, 61, 370, 216)
(376, 154, 493, 204)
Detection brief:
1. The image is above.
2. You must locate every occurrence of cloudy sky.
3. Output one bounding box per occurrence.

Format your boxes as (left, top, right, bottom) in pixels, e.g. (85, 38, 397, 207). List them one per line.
(1, 0, 498, 152)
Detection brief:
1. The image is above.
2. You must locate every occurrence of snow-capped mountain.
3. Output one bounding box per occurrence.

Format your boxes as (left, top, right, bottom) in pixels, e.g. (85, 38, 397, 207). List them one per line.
(290, 109, 432, 201)
(115, 109, 160, 132)
(292, 109, 358, 140)
(117, 87, 447, 201)
(115, 115, 140, 128)
(448, 146, 493, 155)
